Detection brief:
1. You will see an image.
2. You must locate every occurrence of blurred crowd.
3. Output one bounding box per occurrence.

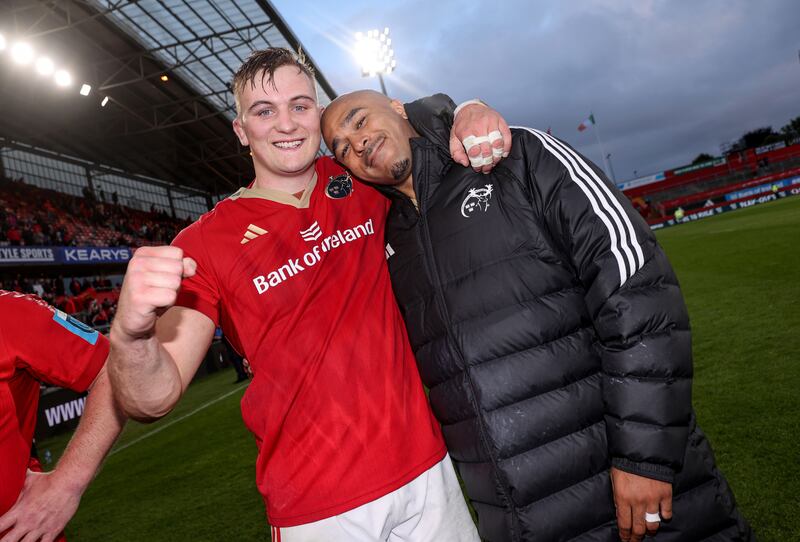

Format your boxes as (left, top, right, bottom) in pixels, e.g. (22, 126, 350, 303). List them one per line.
(0, 175, 193, 248)
(0, 273, 121, 330)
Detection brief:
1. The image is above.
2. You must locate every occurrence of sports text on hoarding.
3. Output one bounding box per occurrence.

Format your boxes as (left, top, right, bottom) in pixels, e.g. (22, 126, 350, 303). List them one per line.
(0, 247, 56, 263)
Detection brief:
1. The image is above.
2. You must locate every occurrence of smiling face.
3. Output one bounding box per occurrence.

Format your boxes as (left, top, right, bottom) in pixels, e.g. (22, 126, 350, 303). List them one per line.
(232, 65, 322, 188)
(321, 90, 418, 190)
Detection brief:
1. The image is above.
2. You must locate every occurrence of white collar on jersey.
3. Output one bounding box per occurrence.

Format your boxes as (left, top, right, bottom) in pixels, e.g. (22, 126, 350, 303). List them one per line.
(229, 171, 318, 209)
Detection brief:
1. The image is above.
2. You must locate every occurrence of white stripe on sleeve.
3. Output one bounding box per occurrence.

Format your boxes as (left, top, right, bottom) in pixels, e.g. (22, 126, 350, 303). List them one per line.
(513, 126, 645, 285)
(539, 130, 645, 273)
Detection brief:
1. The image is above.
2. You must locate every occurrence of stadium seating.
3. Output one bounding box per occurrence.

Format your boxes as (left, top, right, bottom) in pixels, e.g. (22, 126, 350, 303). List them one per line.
(623, 141, 800, 220)
(0, 174, 194, 331)
(0, 273, 120, 332)
(0, 175, 192, 249)
(659, 167, 800, 216)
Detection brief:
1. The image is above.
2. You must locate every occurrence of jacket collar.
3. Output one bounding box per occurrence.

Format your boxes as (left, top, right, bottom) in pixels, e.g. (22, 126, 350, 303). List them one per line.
(374, 136, 452, 206)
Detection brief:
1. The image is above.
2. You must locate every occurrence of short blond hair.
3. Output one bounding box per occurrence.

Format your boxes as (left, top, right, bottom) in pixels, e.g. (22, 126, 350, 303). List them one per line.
(231, 48, 316, 116)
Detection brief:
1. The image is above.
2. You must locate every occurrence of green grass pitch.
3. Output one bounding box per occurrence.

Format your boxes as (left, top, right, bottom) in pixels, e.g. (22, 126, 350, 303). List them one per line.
(35, 196, 800, 541)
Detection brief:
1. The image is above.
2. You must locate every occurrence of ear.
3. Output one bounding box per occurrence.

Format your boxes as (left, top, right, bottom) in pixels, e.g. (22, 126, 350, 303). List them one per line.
(232, 117, 249, 147)
(390, 99, 408, 119)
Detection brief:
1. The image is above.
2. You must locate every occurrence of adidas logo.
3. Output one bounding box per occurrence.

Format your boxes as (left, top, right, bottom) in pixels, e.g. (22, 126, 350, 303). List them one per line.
(241, 224, 268, 244)
(300, 221, 323, 242)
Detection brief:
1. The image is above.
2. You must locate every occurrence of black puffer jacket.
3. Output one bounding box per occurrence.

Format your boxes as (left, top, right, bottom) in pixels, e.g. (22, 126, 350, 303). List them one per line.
(383, 97, 753, 541)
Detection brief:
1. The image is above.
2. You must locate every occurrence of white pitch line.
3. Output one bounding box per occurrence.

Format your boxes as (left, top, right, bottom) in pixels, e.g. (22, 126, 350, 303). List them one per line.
(109, 382, 248, 456)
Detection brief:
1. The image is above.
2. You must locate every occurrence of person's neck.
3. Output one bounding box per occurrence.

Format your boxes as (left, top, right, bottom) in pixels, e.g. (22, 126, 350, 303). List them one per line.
(397, 129, 421, 204)
(396, 175, 416, 202)
(251, 163, 316, 194)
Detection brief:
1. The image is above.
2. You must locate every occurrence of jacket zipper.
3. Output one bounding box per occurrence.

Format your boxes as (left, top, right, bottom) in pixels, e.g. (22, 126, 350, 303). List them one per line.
(413, 146, 521, 540)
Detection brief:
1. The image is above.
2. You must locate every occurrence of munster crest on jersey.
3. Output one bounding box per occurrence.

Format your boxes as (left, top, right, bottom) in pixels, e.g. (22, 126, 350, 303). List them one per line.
(326, 172, 353, 199)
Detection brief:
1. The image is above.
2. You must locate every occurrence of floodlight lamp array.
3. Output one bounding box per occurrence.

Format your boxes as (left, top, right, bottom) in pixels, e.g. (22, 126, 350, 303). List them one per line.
(0, 31, 108, 106)
(355, 28, 396, 77)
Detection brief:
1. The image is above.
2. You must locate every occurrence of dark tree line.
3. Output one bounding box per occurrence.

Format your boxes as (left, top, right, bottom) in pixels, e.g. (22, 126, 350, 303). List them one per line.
(692, 115, 800, 164)
(729, 116, 800, 151)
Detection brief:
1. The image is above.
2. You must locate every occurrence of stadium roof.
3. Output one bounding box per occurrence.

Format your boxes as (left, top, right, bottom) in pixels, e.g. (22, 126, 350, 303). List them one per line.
(0, 0, 337, 195)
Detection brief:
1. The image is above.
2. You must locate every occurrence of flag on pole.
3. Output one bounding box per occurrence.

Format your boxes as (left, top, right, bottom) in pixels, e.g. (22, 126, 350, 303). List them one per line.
(578, 114, 595, 132)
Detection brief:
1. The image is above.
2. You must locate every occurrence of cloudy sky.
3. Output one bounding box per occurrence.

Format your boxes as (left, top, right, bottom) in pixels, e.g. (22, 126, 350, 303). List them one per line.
(272, 0, 799, 182)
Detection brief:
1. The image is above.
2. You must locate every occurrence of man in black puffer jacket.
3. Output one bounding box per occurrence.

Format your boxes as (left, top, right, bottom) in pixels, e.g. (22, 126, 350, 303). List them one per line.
(322, 91, 753, 542)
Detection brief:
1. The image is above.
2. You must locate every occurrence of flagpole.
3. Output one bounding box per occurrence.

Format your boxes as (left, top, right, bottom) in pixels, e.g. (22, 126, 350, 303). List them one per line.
(591, 114, 613, 181)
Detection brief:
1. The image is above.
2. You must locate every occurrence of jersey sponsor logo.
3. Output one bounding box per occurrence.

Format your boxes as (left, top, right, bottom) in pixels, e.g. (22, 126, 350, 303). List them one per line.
(300, 221, 323, 242)
(460, 184, 494, 218)
(326, 172, 354, 199)
(241, 223, 268, 245)
(53, 309, 99, 345)
(252, 218, 375, 295)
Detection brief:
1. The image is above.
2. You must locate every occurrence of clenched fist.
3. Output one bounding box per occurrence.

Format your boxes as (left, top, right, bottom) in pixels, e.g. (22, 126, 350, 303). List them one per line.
(113, 246, 196, 341)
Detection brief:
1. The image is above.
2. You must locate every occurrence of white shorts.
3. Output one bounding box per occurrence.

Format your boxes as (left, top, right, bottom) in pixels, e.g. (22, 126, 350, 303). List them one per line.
(273, 454, 480, 542)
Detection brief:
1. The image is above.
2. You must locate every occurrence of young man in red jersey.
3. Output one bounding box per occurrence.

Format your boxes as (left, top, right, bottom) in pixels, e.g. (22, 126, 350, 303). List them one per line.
(0, 291, 126, 542)
(108, 48, 510, 540)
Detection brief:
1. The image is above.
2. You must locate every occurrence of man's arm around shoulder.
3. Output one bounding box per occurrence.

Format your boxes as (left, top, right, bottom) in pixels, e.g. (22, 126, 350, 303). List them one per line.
(405, 94, 511, 173)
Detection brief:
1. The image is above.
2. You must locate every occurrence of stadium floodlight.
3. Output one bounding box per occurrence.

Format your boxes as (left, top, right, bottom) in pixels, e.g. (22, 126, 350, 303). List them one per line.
(0, 34, 6, 52)
(11, 42, 34, 65)
(101, 96, 109, 107)
(35, 57, 54, 76)
(54, 69, 72, 87)
(80, 83, 91, 96)
(354, 27, 396, 95)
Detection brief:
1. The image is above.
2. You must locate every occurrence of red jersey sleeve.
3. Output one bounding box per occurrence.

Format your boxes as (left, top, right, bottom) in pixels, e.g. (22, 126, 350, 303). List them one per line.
(0, 292, 108, 392)
(171, 220, 221, 326)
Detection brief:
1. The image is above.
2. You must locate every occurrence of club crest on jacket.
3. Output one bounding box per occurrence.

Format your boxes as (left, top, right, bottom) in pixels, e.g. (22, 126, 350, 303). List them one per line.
(461, 184, 493, 218)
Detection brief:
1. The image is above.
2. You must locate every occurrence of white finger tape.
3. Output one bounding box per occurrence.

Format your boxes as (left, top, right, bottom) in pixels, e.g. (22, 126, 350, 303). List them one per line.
(492, 147, 504, 157)
(481, 155, 493, 166)
(469, 155, 485, 168)
(462, 134, 490, 152)
(488, 130, 503, 143)
(644, 512, 661, 523)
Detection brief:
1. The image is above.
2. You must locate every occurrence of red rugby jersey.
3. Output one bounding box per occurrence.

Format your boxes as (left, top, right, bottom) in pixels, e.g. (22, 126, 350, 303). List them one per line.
(0, 291, 108, 516)
(172, 157, 444, 527)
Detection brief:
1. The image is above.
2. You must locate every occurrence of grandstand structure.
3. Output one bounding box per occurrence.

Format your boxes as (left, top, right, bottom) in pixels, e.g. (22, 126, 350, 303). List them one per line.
(619, 139, 800, 226)
(0, 0, 337, 333)
(0, 0, 336, 216)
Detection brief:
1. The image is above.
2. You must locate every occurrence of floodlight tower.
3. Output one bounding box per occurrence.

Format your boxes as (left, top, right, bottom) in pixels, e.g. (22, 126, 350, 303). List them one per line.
(354, 28, 396, 96)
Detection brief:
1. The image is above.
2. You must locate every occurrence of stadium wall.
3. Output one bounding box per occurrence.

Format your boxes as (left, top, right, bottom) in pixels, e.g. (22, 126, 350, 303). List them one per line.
(650, 182, 800, 230)
(621, 140, 800, 199)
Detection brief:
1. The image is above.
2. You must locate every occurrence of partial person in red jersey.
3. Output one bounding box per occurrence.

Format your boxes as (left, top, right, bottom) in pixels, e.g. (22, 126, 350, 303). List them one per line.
(0, 291, 125, 542)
